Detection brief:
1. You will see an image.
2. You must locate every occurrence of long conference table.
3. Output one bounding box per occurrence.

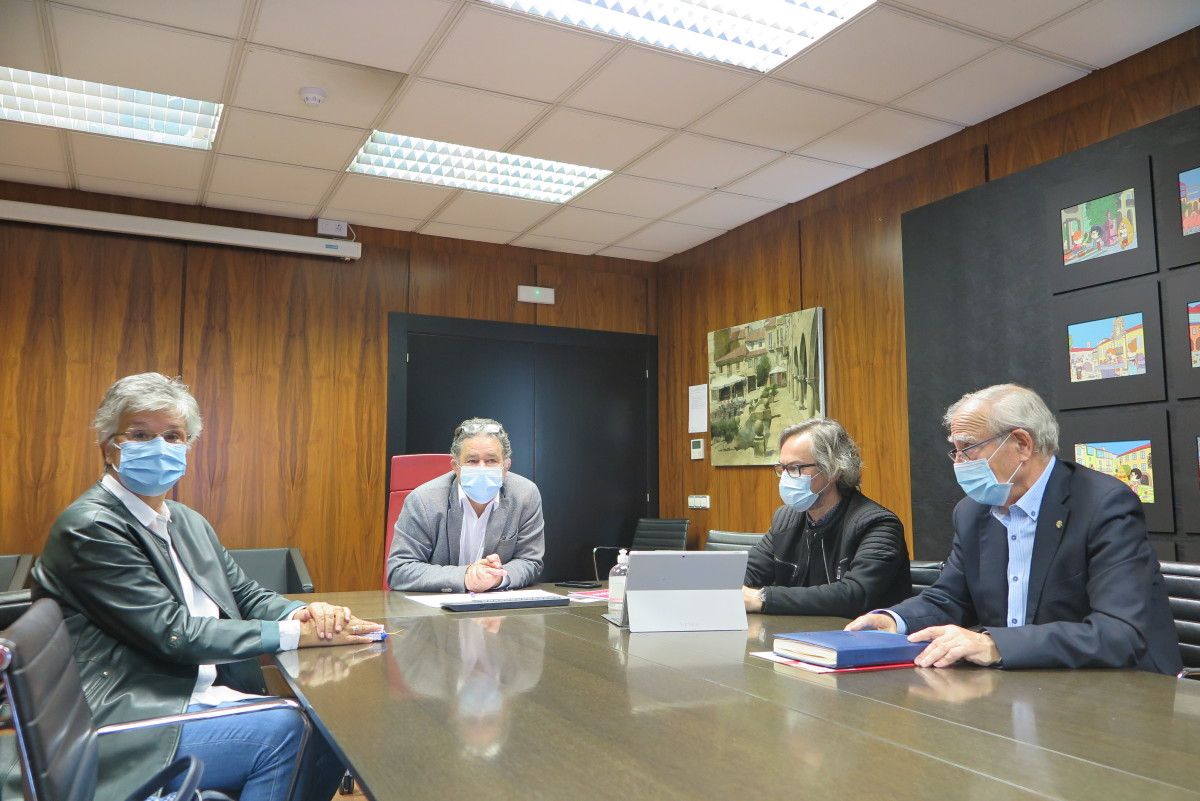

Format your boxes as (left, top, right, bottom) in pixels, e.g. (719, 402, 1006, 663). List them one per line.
(273, 587, 1200, 801)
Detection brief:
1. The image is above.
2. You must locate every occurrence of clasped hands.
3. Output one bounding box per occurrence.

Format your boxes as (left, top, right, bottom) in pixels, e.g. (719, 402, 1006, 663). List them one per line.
(292, 601, 384, 648)
(465, 553, 507, 592)
(844, 613, 1000, 668)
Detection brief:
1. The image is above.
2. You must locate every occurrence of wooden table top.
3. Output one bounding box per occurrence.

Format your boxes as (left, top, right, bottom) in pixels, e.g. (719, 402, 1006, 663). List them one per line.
(274, 589, 1200, 801)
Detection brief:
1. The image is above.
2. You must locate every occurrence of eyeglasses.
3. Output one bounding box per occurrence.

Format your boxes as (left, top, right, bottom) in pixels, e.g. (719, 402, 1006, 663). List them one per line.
(455, 422, 504, 436)
(946, 431, 1011, 463)
(772, 462, 817, 478)
(113, 428, 189, 445)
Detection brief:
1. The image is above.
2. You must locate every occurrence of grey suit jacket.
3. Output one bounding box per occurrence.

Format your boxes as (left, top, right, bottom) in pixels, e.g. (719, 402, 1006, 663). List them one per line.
(386, 471, 545, 591)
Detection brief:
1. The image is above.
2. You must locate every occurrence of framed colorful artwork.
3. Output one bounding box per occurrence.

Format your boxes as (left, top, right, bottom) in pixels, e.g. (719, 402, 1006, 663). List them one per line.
(1051, 280, 1165, 409)
(1152, 140, 1200, 270)
(1162, 269, 1200, 399)
(1058, 406, 1174, 532)
(1170, 405, 1200, 535)
(1047, 155, 1158, 294)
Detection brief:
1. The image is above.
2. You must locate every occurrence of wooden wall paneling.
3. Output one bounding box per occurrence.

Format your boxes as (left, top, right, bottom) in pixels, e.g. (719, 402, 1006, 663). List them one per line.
(0, 222, 184, 555)
(656, 208, 802, 547)
(534, 262, 650, 334)
(178, 244, 408, 591)
(408, 235, 537, 324)
(796, 148, 987, 554)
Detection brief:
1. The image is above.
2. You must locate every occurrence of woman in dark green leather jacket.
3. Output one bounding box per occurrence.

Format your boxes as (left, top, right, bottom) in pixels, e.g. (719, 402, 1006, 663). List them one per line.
(5, 373, 382, 801)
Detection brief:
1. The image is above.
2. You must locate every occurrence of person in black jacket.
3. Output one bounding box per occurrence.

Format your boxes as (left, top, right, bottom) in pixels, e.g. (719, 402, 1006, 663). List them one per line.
(743, 418, 910, 616)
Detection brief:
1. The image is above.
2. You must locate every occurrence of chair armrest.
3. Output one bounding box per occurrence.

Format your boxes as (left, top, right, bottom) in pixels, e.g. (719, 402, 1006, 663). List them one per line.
(592, 546, 620, 582)
(1179, 667, 1200, 680)
(287, 548, 316, 593)
(123, 756, 203, 801)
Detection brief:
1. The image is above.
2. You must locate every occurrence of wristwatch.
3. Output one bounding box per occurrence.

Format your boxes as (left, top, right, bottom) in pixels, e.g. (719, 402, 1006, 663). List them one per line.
(757, 587, 768, 609)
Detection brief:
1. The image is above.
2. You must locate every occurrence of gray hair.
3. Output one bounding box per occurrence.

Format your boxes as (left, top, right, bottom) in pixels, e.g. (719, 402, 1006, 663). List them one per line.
(93, 373, 203, 444)
(778, 418, 862, 493)
(943, 384, 1059, 456)
(450, 417, 512, 462)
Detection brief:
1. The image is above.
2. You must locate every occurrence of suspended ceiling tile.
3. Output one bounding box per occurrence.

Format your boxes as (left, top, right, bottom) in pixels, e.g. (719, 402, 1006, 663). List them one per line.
(205, 191, 317, 219)
(326, 172, 455, 218)
(432, 191, 556, 231)
(1020, 0, 1200, 69)
(380, 79, 548, 151)
(528, 206, 650, 244)
(60, 0, 247, 37)
(0, 0, 48, 72)
(422, 4, 615, 102)
(514, 108, 671, 170)
(252, 0, 453, 74)
(625, 133, 778, 189)
(897, 0, 1089, 39)
(666, 192, 784, 230)
(233, 46, 402, 128)
(773, 6, 996, 104)
(208, 155, 338, 205)
(52, 5, 232, 99)
(799, 108, 961, 170)
(690, 80, 873, 151)
(617, 219, 723, 253)
(896, 47, 1088, 126)
(420, 221, 516, 244)
(567, 46, 753, 128)
(69, 132, 207, 187)
(597, 244, 672, 262)
(510, 232, 603, 255)
(0, 121, 66, 171)
(572, 174, 708, 218)
(321, 206, 423, 231)
(724, 155, 863, 203)
(76, 174, 198, 204)
(217, 108, 366, 170)
(0, 164, 69, 187)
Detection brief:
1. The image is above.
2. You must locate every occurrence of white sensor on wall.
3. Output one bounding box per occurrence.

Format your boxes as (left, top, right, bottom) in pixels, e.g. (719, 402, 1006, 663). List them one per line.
(517, 285, 555, 305)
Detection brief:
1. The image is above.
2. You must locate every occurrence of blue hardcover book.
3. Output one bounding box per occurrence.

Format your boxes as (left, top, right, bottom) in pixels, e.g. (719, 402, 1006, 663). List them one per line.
(773, 630, 925, 668)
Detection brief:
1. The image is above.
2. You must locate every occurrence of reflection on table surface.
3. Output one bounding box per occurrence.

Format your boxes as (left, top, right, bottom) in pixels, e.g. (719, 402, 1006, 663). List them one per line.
(274, 589, 1200, 801)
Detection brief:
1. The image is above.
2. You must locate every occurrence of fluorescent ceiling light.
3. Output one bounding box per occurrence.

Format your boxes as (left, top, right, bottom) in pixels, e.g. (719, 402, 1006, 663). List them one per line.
(348, 131, 611, 204)
(0, 66, 222, 150)
(482, 0, 875, 72)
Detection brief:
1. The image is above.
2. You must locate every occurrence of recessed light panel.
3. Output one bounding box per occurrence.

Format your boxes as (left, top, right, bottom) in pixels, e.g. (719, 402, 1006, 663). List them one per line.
(0, 66, 223, 149)
(348, 131, 612, 203)
(482, 0, 875, 72)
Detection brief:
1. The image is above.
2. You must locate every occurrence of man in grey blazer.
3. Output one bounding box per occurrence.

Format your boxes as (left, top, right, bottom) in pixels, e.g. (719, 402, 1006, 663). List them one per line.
(387, 418, 545, 592)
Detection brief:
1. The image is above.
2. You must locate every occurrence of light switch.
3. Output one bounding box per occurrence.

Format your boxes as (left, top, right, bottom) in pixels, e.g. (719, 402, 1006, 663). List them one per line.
(687, 495, 711, 509)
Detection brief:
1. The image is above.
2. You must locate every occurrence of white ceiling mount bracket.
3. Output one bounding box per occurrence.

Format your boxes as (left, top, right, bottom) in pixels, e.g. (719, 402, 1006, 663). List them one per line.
(299, 86, 326, 106)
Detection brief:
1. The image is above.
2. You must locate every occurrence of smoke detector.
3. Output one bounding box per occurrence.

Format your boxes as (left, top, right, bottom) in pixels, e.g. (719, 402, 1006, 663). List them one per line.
(298, 87, 326, 106)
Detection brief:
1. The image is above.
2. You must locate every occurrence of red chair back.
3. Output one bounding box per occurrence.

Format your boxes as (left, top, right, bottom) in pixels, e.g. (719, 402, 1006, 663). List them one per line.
(384, 454, 453, 589)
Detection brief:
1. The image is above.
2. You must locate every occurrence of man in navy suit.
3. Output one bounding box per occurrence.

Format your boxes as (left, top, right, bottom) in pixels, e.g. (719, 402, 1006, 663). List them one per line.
(847, 384, 1180, 674)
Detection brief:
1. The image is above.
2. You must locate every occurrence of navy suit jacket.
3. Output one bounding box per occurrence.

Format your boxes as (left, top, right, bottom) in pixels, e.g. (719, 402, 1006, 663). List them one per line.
(889, 460, 1180, 674)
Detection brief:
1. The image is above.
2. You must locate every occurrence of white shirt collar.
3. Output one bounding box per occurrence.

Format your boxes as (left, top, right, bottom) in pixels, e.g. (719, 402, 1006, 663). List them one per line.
(101, 472, 171, 533)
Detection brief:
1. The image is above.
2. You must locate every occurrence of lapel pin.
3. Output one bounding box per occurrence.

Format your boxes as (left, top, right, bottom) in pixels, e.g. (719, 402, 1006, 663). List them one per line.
(1055, 520, 1063, 529)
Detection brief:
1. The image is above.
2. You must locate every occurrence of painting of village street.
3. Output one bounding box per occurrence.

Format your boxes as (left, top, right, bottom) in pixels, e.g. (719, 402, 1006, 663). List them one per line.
(1073, 440, 1154, 503)
(707, 308, 824, 466)
(1067, 312, 1146, 382)
(1061, 188, 1137, 265)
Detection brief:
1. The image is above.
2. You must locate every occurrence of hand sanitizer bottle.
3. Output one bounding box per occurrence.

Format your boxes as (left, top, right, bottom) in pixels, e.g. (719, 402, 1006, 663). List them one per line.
(608, 549, 629, 619)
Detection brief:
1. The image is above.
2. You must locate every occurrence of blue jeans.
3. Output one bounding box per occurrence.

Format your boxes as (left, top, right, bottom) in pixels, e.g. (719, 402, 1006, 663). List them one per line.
(164, 700, 343, 801)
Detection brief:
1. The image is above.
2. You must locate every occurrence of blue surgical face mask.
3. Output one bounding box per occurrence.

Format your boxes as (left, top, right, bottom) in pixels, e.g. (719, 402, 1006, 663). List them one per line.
(460, 466, 504, 504)
(115, 437, 188, 496)
(953, 434, 1021, 507)
(779, 472, 822, 512)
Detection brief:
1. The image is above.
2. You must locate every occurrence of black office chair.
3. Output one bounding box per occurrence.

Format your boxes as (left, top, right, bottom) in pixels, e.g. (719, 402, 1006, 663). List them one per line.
(1160, 561, 1200, 679)
(0, 590, 32, 630)
(0, 599, 311, 800)
(704, 530, 764, 552)
(0, 555, 33, 592)
(909, 560, 945, 597)
(228, 547, 315, 593)
(592, 518, 689, 580)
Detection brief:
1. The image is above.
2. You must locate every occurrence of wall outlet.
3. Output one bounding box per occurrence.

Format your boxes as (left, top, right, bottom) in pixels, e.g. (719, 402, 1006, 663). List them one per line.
(317, 218, 348, 237)
(687, 494, 711, 509)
